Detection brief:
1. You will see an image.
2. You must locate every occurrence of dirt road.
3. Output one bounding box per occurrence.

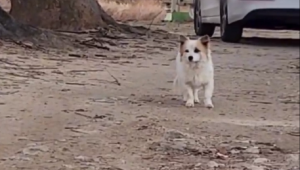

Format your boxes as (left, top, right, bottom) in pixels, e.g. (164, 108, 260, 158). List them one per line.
(0, 24, 299, 170)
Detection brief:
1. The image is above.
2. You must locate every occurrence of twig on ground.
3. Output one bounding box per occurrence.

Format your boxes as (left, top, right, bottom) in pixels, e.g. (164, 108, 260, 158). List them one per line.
(105, 69, 121, 86)
(68, 53, 89, 59)
(249, 101, 273, 105)
(0, 58, 20, 67)
(287, 131, 300, 137)
(145, 11, 163, 34)
(0, 91, 19, 95)
(68, 69, 104, 73)
(76, 38, 110, 50)
(74, 112, 93, 119)
(65, 82, 97, 86)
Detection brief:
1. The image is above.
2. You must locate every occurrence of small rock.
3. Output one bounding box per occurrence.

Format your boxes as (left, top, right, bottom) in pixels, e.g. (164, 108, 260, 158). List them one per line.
(253, 158, 269, 164)
(18, 137, 28, 141)
(8, 155, 31, 161)
(194, 163, 202, 167)
(57, 139, 67, 142)
(247, 165, 265, 170)
(244, 147, 260, 154)
(287, 154, 299, 163)
(207, 161, 219, 168)
(242, 163, 266, 170)
(164, 130, 185, 140)
(216, 146, 229, 155)
(74, 155, 93, 162)
(230, 149, 241, 154)
(216, 152, 229, 160)
(22, 145, 49, 156)
(63, 164, 76, 169)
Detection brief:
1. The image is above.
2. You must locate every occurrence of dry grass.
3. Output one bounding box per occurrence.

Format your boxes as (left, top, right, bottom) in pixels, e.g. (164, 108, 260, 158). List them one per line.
(99, 0, 165, 23)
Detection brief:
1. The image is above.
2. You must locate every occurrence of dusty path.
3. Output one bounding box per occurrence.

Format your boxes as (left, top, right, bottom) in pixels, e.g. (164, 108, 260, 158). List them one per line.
(0, 24, 299, 170)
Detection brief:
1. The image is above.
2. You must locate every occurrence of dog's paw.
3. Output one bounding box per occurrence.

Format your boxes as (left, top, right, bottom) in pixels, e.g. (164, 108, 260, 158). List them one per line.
(204, 99, 214, 109)
(194, 97, 200, 103)
(185, 100, 195, 107)
(205, 103, 214, 109)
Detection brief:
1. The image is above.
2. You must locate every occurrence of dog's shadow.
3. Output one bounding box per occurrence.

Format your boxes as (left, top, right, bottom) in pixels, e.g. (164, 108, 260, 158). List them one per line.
(137, 95, 209, 109)
(137, 95, 181, 107)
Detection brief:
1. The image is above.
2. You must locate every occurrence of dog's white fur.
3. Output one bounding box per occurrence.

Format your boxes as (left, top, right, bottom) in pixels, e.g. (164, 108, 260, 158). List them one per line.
(173, 35, 214, 108)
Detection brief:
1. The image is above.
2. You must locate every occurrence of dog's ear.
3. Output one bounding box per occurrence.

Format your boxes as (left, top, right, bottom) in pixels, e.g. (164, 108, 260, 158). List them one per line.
(199, 35, 210, 47)
(179, 35, 188, 45)
(179, 35, 188, 58)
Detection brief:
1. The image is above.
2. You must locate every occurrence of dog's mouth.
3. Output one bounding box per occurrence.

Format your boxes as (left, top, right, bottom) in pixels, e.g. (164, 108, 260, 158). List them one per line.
(189, 60, 200, 64)
(188, 61, 200, 68)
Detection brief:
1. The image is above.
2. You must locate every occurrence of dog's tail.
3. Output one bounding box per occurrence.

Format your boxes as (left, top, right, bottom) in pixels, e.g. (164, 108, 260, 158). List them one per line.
(172, 76, 182, 95)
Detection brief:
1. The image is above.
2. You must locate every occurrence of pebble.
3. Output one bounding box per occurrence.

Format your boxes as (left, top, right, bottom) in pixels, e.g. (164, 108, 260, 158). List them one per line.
(22, 145, 49, 156)
(243, 164, 266, 170)
(287, 154, 299, 162)
(253, 158, 269, 164)
(63, 164, 75, 169)
(248, 165, 265, 170)
(244, 146, 260, 154)
(207, 161, 219, 168)
(230, 149, 241, 154)
(74, 155, 93, 162)
(194, 163, 202, 167)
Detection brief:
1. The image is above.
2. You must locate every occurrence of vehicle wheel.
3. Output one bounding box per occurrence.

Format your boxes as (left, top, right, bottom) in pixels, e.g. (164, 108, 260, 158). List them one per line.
(194, 0, 215, 37)
(220, 0, 243, 43)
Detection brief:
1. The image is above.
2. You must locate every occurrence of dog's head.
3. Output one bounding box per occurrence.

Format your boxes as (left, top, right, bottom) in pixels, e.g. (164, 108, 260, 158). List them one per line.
(179, 35, 211, 63)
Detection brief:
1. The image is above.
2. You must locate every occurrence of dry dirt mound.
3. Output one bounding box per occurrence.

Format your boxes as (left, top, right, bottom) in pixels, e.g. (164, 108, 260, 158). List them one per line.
(0, 0, 165, 23)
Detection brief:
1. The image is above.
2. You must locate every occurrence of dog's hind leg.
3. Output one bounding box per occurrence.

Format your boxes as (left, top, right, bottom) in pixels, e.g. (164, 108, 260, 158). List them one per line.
(183, 91, 188, 101)
(203, 81, 214, 108)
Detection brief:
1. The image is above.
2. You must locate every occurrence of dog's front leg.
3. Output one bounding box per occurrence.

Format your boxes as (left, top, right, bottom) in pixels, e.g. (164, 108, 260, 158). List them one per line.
(193, 88, 200, 103)
(204, 81, 214, 108)
(185, 85, 195, 107)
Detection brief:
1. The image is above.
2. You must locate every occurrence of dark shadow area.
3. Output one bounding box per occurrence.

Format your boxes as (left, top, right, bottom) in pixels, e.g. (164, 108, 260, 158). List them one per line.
(239, 37, 299, 47)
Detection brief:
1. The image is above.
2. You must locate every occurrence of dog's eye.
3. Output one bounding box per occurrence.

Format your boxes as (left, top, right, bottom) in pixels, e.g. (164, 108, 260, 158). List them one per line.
(194, 48, 200, 53)
(185, 49, 189, 53)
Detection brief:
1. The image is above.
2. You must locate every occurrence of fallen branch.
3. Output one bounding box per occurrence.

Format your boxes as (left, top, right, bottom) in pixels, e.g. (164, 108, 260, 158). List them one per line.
(105, 69, 121, 86)
(249, 101, 273, 105)
(68, 69, 104, 73)
(65, 82, 97, 86)
(68, 53, 89, 59)
(74, 112, 93, 119)
(0, 58, 21, 67)
(145, 11, 164, 35)
(287, 131, 300, 137)
(76, 39, 110, 50)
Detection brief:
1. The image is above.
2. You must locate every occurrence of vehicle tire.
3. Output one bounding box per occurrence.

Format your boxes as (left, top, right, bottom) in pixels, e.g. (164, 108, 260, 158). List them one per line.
(220, 0, 243, 43)
(194, 0, 215, 37)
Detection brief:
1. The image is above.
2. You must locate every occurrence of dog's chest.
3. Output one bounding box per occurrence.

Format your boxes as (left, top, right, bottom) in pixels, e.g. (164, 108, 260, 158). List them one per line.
(185, 66, 212, 87)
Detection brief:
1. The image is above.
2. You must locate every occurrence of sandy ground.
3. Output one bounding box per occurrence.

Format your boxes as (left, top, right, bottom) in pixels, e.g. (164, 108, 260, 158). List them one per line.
(0, 23, 299, 170)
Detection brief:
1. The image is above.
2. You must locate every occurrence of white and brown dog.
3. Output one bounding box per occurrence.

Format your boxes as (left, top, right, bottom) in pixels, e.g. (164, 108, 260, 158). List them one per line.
(173, 35, 214, 108)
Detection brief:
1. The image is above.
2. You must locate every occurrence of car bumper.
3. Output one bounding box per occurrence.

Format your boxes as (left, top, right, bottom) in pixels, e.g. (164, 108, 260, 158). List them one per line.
(228, 0, 300, 24)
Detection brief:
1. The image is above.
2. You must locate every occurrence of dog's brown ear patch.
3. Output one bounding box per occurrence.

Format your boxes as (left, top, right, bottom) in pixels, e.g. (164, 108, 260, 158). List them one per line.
(200, 35, 210, 46)
(196, 35, 211, 57)
(179, 35, 188, 57)
(179, 35, 188, 45)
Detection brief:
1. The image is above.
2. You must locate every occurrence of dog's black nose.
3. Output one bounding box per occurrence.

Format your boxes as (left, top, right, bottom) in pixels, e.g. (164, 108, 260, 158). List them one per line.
(188, 56, 193, 61)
